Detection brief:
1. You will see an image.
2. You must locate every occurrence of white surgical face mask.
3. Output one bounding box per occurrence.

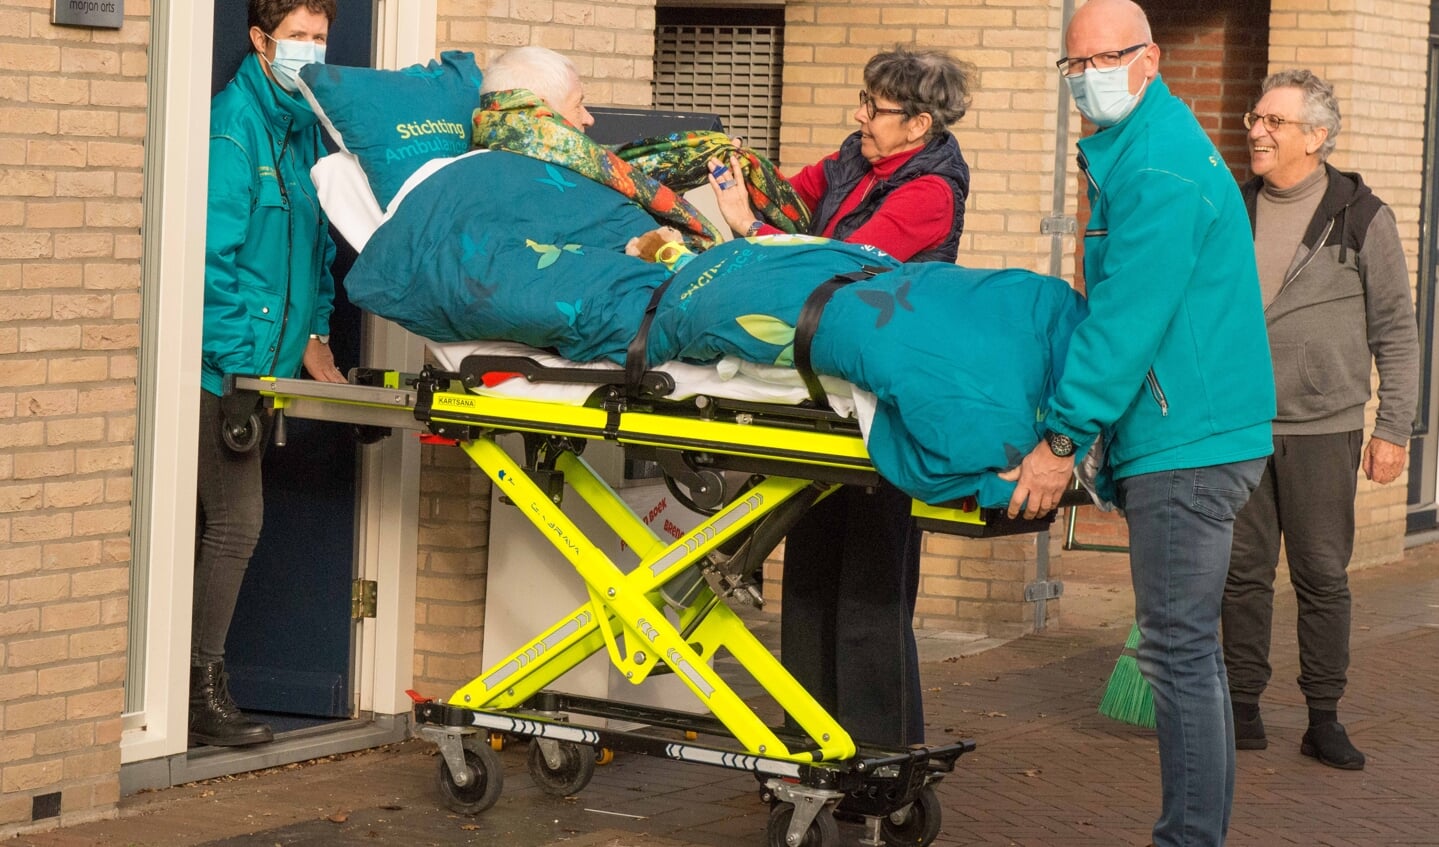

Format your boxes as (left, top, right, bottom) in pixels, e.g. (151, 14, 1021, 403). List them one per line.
(262, 33, 326, 93)
(1066, 51, 1147, 128)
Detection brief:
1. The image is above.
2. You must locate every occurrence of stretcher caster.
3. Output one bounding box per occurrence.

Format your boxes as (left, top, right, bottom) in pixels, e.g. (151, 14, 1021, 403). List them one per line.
(488, 732, 505, 752)
(766, 802, 838, 847)
(221, 412, 263, 453)
(527, 739, 596, 796)
(436, 741, 503, 815)
(594, 747, 615, 766)
(880, 785, 942, 846)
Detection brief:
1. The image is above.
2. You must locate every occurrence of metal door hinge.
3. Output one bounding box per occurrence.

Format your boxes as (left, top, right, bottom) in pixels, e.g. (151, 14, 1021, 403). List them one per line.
(352, 579, 378, 620)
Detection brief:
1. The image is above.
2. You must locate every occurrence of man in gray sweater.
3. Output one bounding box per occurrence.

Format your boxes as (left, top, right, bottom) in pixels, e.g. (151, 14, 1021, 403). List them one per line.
(1223, 69, 1419, 770)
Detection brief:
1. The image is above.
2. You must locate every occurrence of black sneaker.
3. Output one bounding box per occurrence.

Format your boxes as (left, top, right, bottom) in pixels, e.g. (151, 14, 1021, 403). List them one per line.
(1233, 706, 1267, 750)
(1300, 721, 1365, 770)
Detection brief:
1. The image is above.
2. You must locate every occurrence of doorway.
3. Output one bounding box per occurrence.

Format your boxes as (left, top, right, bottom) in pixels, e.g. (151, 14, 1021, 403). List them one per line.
(204, 0, 373, 733)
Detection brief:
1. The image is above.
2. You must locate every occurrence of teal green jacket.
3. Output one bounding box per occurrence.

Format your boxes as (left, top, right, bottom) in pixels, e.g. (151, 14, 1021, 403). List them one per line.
(1050, 76, 1275, 479)
(203, 54, 335, 397)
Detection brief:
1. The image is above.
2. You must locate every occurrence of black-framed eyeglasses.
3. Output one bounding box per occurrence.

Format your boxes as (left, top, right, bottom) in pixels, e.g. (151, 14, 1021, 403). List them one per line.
(1055, 43, 1147, 77)
(1242, 111, 1311, 132)
(858, 90, 908, 120)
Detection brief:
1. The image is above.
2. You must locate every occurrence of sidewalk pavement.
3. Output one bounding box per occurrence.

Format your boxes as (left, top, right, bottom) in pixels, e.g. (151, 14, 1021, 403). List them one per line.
(11, 543, 1439, 847)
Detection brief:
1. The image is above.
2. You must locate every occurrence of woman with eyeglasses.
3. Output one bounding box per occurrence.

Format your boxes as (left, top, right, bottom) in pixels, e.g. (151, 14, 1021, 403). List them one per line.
(704, 47, 975, 755)
(707, 47, 974, 263)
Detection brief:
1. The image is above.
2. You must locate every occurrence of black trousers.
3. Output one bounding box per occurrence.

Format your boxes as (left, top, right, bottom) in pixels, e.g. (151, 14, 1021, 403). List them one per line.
(1222, 431, 1362, 711)
(193, 391, 271, 665)
(781, 481, 924, 746)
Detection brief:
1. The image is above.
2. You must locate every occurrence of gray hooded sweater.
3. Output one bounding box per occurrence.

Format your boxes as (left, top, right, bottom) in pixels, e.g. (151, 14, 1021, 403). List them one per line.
(1241, 165, 1419, 445)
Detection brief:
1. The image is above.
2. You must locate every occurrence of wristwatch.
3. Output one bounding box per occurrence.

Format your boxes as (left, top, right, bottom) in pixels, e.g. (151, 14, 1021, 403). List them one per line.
(310, 333, 330, 345)
(1044, 429, 1076, 458)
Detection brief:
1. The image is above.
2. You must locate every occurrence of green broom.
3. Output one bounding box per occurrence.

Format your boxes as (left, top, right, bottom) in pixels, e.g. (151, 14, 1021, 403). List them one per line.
(1098, 621, 1156, 728)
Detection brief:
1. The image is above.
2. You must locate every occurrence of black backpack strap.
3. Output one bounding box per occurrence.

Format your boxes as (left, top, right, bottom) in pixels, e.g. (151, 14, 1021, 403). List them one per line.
(793, 266, 889, 409)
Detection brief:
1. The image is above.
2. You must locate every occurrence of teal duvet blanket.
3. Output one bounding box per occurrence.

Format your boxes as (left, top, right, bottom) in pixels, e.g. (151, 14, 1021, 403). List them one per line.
(345, 151, 1087, 506)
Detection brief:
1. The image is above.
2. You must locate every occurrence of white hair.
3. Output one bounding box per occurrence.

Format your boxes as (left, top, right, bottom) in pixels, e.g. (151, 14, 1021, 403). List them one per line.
(481, 46, 579, 108)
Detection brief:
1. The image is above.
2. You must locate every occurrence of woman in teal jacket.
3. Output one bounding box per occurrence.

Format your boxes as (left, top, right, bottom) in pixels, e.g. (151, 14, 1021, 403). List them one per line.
(192, 0, 344, 748)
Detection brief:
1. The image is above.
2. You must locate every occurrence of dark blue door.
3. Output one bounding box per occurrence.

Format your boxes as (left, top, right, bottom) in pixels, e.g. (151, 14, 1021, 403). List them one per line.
(208, 0, 374, 720)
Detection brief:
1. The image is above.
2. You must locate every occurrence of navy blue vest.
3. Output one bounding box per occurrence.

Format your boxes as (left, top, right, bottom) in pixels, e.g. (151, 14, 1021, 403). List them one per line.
(810, 131, 969, 263)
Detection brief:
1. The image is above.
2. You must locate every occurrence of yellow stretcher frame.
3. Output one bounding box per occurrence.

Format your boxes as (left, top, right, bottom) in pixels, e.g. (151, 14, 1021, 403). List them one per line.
(233, 363, 1056, 845)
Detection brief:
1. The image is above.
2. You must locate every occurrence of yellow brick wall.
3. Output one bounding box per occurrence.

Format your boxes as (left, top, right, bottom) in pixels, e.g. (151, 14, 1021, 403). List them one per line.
(0, 2, 143, 833)
(437, 0, 657, 106)
(1269, 0, 1429, 568)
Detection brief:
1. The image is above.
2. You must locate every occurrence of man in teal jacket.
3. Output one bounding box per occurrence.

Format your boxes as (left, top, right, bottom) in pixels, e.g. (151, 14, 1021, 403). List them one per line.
(193, 0, 345, 748)
(1004, 1, 1275, 844)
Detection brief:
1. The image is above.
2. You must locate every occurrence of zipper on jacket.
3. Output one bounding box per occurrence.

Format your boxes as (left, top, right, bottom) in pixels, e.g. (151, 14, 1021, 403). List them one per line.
(1274, 218, 1333, 302)
(1145, 368, 1169, 416)
(267, 129, 294, 377)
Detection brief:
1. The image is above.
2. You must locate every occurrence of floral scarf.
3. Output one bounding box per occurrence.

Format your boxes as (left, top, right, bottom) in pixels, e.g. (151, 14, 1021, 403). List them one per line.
(473, 89, 721, 248)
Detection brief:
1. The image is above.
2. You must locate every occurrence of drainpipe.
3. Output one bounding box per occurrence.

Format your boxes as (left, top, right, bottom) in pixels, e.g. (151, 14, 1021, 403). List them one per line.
(1028, 0, 1079, 632)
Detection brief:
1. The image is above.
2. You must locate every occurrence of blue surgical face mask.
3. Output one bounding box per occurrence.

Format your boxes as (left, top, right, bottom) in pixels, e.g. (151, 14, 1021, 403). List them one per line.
(262, 33, 326, 93)
(1065, 50, 1148, 128)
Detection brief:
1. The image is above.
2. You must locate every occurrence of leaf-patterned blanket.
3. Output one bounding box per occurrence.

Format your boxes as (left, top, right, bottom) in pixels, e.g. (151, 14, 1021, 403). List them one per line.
(344, 150, 1087, 506)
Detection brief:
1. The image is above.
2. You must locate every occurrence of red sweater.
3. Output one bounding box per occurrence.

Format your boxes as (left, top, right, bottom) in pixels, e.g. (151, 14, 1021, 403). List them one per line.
(754, 145, 955, 261)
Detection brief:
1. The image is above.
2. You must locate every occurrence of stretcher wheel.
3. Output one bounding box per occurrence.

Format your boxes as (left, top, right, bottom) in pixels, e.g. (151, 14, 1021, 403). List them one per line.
(880, 785, 943, 846)
(436, 744, 503, 815)
(221, 412, 263, 454)
(594, 747, 614, 766)
(526, 740, 596, 796)
(488, 732, 505, 752)
(765, 803, 838, 847)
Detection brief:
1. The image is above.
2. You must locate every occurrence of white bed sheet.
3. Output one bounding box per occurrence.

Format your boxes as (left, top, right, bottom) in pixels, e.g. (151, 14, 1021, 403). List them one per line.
(312, 152, 873, 430)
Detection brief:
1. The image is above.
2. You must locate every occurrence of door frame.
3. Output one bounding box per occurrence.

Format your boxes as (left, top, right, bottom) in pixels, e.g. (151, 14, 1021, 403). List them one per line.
(122, 0, 434, 773)
(1407, 17, 1439, 533)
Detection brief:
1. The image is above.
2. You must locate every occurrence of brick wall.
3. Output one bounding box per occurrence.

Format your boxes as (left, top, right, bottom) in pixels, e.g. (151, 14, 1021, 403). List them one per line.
(413, 0, 661, 696)
(0, 3, 144, 834)
(438, 0, 657, 107)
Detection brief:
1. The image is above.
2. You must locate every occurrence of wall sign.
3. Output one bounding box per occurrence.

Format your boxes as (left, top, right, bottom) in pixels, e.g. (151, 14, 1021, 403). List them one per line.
(52, 0, 123, 29)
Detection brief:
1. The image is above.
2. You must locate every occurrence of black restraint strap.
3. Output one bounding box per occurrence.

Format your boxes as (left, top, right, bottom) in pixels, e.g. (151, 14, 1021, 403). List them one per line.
(793, 266, 890, 409)
(625, 276, 678, 401)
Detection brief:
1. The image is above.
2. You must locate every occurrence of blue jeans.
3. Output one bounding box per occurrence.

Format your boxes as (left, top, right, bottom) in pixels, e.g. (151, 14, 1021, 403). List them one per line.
(1119, 459, 1265, 847)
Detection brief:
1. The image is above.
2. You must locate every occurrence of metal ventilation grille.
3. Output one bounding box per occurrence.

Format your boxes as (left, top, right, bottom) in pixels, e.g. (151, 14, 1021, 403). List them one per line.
(654, 19, 784, 160)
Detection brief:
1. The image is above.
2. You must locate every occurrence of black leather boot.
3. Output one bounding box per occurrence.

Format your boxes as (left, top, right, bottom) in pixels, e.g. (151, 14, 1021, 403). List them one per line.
(189, 660, 273, 747)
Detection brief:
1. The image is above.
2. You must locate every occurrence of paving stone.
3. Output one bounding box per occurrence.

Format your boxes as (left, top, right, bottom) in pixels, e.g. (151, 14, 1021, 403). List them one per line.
(11, 546, 1439, 846)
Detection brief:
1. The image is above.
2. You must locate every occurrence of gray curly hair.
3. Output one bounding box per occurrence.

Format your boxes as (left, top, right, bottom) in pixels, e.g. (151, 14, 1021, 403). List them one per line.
(1261, 69, 1341, 161)
(864, 47, 977, 140)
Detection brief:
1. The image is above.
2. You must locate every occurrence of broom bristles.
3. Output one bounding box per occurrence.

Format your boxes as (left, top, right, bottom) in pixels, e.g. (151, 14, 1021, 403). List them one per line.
(1098, 621, 1156, 729)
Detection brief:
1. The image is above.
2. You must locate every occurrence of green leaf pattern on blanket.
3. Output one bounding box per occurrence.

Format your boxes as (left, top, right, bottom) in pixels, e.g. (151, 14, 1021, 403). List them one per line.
(736, 314, 796, 366)
(536, 164, 577, 191)
(527, 239, 584, 269)
(556, 299, 582, 327)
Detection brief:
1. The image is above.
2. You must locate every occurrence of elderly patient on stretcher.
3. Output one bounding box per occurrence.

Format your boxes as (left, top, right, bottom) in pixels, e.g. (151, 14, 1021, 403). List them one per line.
(340, 88, 1088, 510)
